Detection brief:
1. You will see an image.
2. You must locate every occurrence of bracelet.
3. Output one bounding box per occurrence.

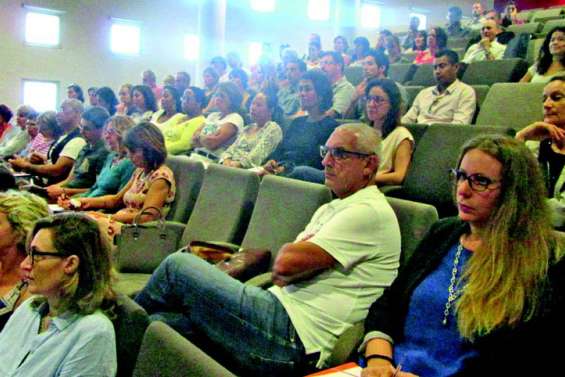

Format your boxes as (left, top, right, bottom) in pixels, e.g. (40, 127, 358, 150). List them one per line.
(363, 354, 395, 367)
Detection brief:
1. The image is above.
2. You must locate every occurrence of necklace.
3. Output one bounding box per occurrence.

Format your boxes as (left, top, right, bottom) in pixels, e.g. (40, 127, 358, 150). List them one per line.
(442, 243, 464, 326)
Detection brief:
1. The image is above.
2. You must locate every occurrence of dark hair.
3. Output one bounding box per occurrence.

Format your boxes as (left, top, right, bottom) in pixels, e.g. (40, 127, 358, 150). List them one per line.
(187, 86, 206, 108)
(448, 6, 463, 18)
(414, 30, 428, 51)
(95, 87, 118, 116)
(254, 87, 284, 125)
(229, 68, 249, 90)
(365, 78, 402, 138)
(87, 87, 98, 95)
(216, 81, 244, 114)
(301, 70, 333, 113)
(163, 85, 182, 113)
(211, 56, 227, 70)
(432, 27, 448, 50)
(334, 35, 349, 52)
(436, 49, 460, 64)
(0, 105, 13, 123)
(353, 36, 371, 62)
(124, 122, 167, 171)
(67, 84, 85, 103)
(28, 212, 116, 316)
(549, 75, 565, 84)
(0, 167, 16, 191)
(320, 50, 345, 72)
(537, 27, 565, 75)
(82, 106, 110, 129)
(285, 58, 307, 73)
(366, 49, 390, 76)
(132, 85, 158, 112)
(203, 66, 220, 86)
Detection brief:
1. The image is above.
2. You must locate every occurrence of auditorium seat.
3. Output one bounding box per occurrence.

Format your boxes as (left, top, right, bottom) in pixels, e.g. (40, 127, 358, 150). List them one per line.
(507, 22, 541, 35)
(516, 9, 537, 23)
(406, 64, 435, 86)
(471, 85, 490, 109)
(527, 38, 544, 65)
(386, 124, 515, 217)
(540, 18, 565, 36)
(132, 321, 237, 377)
(403, 85, 423, 110)
(403, 123, 428, 147)
(401, 51, 416, 63)
(447, 37, 471, 50)
(461, 58, 528, 86)
(388, 63, 416, 84)
(344, 65, 364, 86)
(531, 8, 564, 23)
(475, 82, 544, 130)
(165, 156, 205, 224)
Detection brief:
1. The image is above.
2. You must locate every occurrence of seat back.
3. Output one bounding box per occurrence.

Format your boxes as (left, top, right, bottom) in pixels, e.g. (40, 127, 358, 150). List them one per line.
(476, 82, 544, 130)
(403, 123, 428, 148)
(447, 37, 471, 50)
(240, 174, 332, 265)
(540, 18, 565, 36)
(132, 321, 237, 377)
(527, 38, 544, 65)
(344, 65, 364, 86)
(406, 64, 434, 86)
(388, 63, 416, 84)
(403, 85, 423, 110)
(507, 22, 541, 35)
(395, 124, 514, 217)
(181, 164, 260, 246)
(532, 8, 564, 22)
(113, 294, 150, 377)
(165, 156, 205, 223)
(516, 9, 536, 23)
(461, 59, 528, 86)
(386, 197, 439, 266)
(471, 85, 490, 109)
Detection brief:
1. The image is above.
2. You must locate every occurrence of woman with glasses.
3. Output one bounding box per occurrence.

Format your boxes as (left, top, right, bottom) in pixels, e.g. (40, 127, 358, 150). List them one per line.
(0, 191, 49, 331)
(360, 135, 564, 376)
(0, 213, 117, 376)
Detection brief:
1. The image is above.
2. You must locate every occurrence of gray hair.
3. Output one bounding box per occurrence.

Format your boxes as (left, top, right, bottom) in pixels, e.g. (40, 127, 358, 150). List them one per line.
(61, 98, 84, 115)
(16, 105, 38, 119)
(335, 123, 382, 159)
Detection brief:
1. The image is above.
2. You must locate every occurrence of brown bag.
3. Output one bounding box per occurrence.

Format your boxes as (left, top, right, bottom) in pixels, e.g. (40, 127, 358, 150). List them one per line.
(215, 249, 271, 281)
(188, 240, 237, 263)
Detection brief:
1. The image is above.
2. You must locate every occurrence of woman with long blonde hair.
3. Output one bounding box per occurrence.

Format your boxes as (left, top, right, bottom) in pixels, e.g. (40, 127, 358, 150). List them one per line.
(360, 135, 564, 377)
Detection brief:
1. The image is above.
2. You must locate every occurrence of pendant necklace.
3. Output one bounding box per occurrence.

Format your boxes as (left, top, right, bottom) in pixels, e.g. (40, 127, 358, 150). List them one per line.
(442, 242, 464, 326)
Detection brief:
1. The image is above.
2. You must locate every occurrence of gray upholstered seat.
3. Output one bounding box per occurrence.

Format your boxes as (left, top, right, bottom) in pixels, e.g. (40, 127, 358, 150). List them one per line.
(461, 59, 528, 86)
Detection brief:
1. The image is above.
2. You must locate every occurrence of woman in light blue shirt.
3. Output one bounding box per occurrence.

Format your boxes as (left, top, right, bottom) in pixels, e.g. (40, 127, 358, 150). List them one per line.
(0, 213, 117, 377)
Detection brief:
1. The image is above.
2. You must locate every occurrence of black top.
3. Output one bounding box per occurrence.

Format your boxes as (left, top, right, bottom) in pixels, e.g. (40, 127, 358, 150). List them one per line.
(364, 217, 565, 376)
(269, 115, 338, 170)
(538, 138, 565, 195)
(64, 139, 109, 189)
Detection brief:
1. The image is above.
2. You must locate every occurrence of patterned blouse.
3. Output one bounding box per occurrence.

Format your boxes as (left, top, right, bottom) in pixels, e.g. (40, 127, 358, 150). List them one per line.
(221, 121, 283, 168)
(122, 165, 176, 217)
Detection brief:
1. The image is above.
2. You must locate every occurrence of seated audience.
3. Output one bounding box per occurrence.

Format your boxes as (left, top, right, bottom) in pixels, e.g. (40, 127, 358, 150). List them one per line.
(306, 40, 322, 70)
(0, 213, 118, 376)
(131, 84, 158, 122)
(0, 191, 49, 330)
(277, 58, 307, 119)
(191, 82, 244, 162)
(95, 87, 118, 116)
(75, 122, 175, 227)
(45, 107, 110, 200)
(60, 115, 135, 202)
(211, 56, 229, 82)
(462, 20, 506, 64)
(521, 27, 565, 84)
(415, 27, 448, 65)
(142, 69, 163, 102)
(361, 135, 564, 376)
(10, 99, 86, 186)
(402, 16, 421, 51)
(0, 105, 15, 145)
(351, 36, 371, 67)
(163, 74, 175, 87)
(402, 50, 476, 125)
(320, 51, 356, 119)
(409, 30, 427, 58)
(376, 30, 402, 64)
(221, 90, 283, 168)
(67, 84, 85, 103)
(333, 35, 351, 66)
(151, 85, 184, 127)
(263, 69, 338, 176)
(0, 105, 37, 158)
(20, 111, 61, 160)
(516, 76, 565, 227)
(501, 1, 523, 27)
(135, 123, 401, 376)
(116, 83, 135, 116)
(87, 87, 98, 106)
(447, 6, 470, 37)
(226, 51, 245, 76)
(159, 86, 206, 156)
(174, 71, 191, 98)
(202, 66, 220, 107)
(229, 68, 255, 111)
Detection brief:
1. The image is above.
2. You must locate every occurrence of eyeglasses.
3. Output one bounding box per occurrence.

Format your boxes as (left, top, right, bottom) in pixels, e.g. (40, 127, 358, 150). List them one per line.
(27, 247, 65, 267)
(320, 145, 372, 161)
(365, 95, 388, 105)
(450, 168, 501, 192)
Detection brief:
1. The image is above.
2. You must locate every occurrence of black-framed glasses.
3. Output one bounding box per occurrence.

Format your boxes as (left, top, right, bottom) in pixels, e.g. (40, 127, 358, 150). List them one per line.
(27, 247, 65, 267)
(320, 145, 372, 161)
(365, 95, 388, 105)
(450, 168, 501, 192)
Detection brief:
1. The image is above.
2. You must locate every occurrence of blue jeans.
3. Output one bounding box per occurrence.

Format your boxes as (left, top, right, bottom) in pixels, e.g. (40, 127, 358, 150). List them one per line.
(135, 251, 311, 376)
(287, 166, 325, 184)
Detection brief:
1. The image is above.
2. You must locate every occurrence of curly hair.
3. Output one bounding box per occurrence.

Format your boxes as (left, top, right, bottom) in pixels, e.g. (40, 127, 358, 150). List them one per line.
(301, 69, 333, 113)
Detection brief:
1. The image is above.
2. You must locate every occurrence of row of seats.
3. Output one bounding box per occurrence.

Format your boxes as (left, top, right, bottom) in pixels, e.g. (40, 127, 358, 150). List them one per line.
(508, 18, 565, 37)
(516, 6, 565, 23)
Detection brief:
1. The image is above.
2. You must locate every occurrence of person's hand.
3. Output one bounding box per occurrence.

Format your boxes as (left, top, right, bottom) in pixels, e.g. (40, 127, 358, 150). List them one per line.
(46, 185, 64, 200)
(222, 159, 241, 168)
(8, 157, 30, 171)
(361, 364, 418, 377)
(480, 38, 491, 50)
(517, 122, 565, 145)
(28, 153, 45, 164)
(57, 195, 72, 210)
(263, 160, 286, 175)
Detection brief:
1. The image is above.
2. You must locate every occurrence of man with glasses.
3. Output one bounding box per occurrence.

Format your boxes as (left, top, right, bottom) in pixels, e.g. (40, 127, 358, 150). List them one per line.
(135, 123, 401, 376)
(402, 49, 476, 125)
(320, 51, 355, 119)
(462, 19, 506, 64)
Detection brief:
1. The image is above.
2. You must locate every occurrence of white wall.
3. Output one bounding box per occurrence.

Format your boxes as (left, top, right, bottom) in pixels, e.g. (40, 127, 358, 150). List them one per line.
(0, 0, 492, 110)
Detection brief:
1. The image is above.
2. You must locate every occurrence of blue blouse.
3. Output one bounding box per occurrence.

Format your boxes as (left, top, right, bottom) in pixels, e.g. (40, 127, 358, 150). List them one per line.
(394, 243, 478, 376)
(0, 298, 116, 377)
(81, 152, 135, 198)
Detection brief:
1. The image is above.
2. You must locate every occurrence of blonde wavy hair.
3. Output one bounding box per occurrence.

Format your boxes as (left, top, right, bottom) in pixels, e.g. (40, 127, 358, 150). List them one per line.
(455, 136, 563, 339)
(28, 213, 116, 317)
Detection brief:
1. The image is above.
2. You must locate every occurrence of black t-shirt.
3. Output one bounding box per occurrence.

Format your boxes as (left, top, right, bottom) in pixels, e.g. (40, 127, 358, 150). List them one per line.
(539, 138, 565, 195)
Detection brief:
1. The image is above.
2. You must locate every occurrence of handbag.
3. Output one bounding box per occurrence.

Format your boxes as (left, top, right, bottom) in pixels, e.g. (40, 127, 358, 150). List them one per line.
(215, 249, 271, 281)
(187, 240, 238, 263)
(115, 207, 182, 273)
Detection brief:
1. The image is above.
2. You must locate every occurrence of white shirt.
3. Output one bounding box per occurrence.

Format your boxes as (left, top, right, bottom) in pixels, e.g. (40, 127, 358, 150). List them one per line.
(331, 76, 356, 116)
(269, 185, 401, 368)
(378, 126, 414, 174)
(52, 133, 86, 161)
(462, 39, 506, 64)
(401, 79, 476, 125)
